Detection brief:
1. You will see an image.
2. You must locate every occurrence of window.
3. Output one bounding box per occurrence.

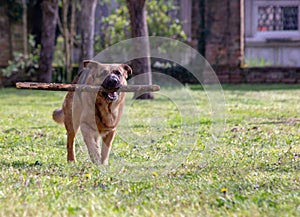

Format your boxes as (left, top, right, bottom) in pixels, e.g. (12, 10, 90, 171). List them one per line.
(257, 5, 298, 31)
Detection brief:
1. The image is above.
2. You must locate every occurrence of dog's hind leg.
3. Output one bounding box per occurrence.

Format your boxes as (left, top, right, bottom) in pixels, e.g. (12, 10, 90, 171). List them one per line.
(101, 130, 116, 165)
(65, 115, 80, 162)
(63, 93, 80, 162)
(66, 128, 76, 162)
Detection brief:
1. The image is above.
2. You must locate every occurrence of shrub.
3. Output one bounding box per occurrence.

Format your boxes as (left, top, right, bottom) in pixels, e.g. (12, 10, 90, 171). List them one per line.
(95, 0, 186, 52)
(1, 35, 40, 82)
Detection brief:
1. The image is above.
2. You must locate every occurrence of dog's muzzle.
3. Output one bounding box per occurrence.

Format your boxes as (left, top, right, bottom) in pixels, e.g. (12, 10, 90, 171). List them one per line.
(101, 75, 121, 102)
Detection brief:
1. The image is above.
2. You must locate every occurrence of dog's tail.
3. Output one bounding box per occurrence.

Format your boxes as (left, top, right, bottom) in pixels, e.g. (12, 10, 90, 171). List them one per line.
(52, 108, 64, 124)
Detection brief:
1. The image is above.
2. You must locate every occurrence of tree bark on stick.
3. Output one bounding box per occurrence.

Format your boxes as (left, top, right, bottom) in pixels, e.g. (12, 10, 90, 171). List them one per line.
(38, 0, 59, 83)
(126, 0, 153, 99)
(16, 82, 160, 93)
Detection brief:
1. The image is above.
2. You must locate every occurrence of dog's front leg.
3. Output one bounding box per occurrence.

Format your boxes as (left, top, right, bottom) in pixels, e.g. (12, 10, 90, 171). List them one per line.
(101, 130, 116, 165)
(80, 123, 101, 165)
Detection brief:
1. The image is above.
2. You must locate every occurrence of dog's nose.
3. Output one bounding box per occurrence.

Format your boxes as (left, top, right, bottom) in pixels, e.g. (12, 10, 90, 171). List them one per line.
(102, 76, 120, 89)
(107, 77, 118, 87)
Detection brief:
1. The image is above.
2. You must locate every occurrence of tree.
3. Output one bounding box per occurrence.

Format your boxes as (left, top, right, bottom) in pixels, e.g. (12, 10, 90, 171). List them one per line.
(57, 0, 77, 82)
(126, 0, 153, 99)
(21, 0, 28, 56)
(38, 0, 59, 82)
(197, 0, 206, 56)
(79, 0, 97, 62)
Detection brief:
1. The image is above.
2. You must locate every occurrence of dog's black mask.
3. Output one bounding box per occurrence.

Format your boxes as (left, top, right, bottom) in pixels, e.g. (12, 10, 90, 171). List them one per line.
(102, 75, 121, 90)
(101, 74, 121, 102)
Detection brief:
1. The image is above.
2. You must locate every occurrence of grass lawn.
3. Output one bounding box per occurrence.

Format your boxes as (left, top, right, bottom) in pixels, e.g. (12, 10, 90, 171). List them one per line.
(0, 84, 299, 216)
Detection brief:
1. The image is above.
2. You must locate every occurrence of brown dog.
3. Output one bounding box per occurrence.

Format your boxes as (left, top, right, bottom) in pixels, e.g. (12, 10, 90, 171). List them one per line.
(53, 60, 132, 165)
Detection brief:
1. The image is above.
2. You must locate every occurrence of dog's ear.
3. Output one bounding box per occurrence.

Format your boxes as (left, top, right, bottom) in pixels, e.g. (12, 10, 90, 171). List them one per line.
(83, 60, 102, 68)
(83, 60, 91, 68)
(120, 64, 132, 78)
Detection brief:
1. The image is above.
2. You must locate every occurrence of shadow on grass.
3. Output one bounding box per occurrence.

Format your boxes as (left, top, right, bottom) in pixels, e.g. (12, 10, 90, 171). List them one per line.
(189, 84, 300, 91)
(0, 88, 39, 95)
(0, 160, 33, 168)
(0, 159, 65, 169)
(0, 88, 64, 99)
(220, 84, 300, 91)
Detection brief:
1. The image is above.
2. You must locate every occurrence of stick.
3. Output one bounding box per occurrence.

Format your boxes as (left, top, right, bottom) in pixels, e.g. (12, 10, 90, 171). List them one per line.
(16, 82, 160, 92)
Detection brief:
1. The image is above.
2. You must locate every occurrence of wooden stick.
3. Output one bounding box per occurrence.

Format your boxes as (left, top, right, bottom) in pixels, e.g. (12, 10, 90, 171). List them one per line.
(16, 82, 160, 92)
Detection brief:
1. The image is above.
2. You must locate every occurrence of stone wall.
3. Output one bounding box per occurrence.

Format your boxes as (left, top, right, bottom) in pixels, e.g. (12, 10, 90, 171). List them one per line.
(205, 0, 241, 67)
(0, 5, 11, 67)
(0, 2, 26, 86)
(190, 0, 244, 83)
(0, 3, 24, 67)
(244, 67, 300, 84)
(216, 66, 300, 84)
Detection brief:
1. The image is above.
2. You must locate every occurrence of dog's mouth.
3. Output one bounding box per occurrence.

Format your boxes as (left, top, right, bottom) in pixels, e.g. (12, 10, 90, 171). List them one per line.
(102, 91, 119, 102)
(101, 74, 122, 102)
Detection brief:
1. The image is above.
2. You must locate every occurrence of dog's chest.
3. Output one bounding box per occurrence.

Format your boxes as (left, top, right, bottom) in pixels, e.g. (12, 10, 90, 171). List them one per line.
(95, 102, 120, 130)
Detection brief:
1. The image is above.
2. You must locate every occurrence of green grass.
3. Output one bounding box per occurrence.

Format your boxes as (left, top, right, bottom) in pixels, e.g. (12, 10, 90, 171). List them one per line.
(0, 85, 299, 216)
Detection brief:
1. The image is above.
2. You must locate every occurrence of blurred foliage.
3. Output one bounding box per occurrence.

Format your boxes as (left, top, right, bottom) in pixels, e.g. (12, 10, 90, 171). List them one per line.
(97, 5, 130, 52)
(6, 0, 23, 22)
(95, 0, 186, 52)
(53, 36, 65, 67)
(244, 57, 273, 67)
(146, 0, 186, 39)
(1, 35, 40, 77)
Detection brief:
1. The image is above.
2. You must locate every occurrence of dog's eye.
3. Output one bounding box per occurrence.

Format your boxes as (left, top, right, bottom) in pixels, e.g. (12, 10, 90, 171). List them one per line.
(114, 70, 122, 77)
(102, 70, 109, 75)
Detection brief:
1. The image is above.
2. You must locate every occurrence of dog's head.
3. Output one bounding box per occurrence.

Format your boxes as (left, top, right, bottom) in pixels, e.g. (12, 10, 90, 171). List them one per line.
(83, 60, 132, 102)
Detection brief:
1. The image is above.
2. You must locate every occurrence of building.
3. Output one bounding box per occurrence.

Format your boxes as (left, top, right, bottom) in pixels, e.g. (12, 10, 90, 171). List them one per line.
(186, 0, 300, 83)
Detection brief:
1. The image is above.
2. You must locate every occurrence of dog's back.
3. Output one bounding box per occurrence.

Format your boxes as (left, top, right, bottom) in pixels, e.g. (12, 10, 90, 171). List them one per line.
(52, 66, 85, 125)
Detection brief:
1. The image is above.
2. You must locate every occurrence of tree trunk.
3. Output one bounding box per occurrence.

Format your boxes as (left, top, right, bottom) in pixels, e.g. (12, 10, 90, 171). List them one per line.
(80, 0, 97, 63)
(126, 0, 153, 99)
(68, 0, 76, 82)
(38, 0, 58, 83)
(62, 0, 70, 82)
(22, 0, 27, 56)
(198, 0, 206, 56)
(58, 0, 77, 82)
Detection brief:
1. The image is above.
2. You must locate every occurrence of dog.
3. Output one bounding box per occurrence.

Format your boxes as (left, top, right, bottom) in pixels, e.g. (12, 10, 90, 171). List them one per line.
(52, 60, 132, 165)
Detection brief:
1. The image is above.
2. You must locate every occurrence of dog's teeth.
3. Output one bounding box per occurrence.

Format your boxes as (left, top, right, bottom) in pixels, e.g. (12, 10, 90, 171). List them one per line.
(108, 92, 116, 97)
